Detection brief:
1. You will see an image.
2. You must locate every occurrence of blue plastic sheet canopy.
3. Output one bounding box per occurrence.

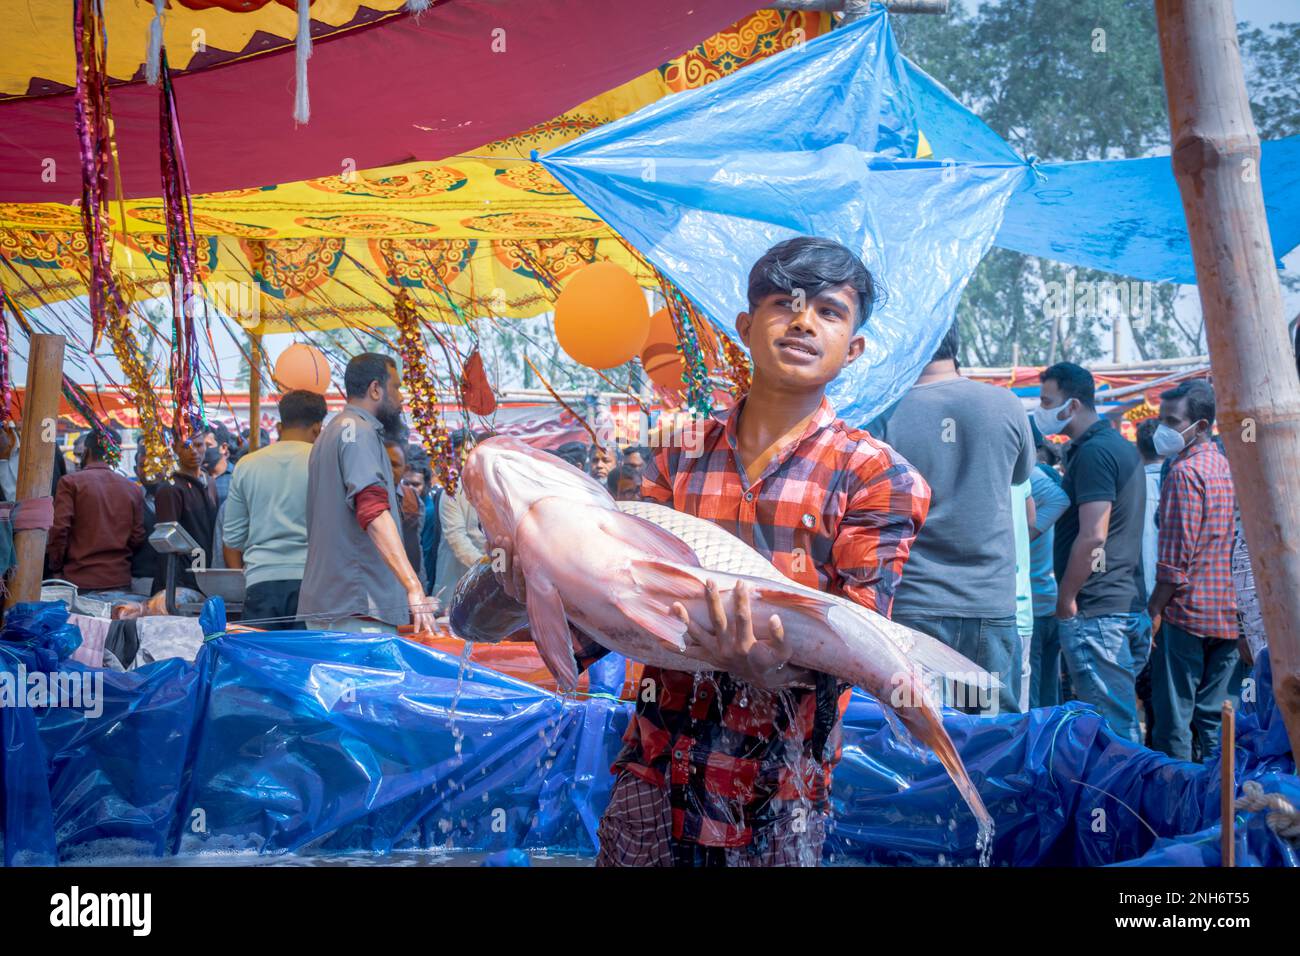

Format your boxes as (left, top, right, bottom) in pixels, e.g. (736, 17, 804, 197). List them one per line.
(543, 10, 1300, 424)
(542, 10, 1028, 426)
(2, 602, 1296, 867)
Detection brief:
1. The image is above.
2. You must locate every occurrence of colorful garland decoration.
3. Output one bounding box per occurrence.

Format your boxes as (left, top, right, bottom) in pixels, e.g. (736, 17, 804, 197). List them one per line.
(650, 266, 714, 419)
(104, 308, 172, 480)
(72, 0, 127, 348)
(0, 291, 10, 422)
(158, 52, 205, 441)
(717, 334, 753, 399)
(392, 289, 459, 495)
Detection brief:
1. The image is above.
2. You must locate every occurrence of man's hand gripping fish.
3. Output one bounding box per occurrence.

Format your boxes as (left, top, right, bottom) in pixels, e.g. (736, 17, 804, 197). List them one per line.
(458, 435, 994, 832)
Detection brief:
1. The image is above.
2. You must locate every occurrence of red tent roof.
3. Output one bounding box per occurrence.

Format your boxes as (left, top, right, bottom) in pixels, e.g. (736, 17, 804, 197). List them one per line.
(0, 0, 760, 202)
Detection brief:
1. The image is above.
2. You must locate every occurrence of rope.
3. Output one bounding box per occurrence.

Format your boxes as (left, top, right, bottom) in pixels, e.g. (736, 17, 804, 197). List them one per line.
(1234, 780, 1300, 841)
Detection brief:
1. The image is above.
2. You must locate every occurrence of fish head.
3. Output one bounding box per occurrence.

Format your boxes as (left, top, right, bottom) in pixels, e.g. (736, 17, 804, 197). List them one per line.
(463, 435, 615, 540)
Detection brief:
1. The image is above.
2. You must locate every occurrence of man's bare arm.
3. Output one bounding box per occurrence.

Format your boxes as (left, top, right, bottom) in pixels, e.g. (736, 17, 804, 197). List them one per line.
(366, 510, 436, 631)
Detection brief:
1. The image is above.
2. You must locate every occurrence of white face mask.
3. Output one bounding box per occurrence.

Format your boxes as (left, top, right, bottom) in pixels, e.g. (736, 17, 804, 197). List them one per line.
(1032, 398, 1075, 437)
(1153, 421, 1200, 458)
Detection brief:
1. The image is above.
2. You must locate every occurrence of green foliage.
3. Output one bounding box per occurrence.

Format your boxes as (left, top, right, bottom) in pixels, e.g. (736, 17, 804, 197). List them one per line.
(896, 0, 1293, 366)
(1240, 20, 1300, 141)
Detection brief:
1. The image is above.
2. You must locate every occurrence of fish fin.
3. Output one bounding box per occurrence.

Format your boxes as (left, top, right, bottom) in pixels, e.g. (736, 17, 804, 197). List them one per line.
(605, 512, 701, 567)
(624, 559, 702, 652)
(750, 585, 829, 614)
(907, 630, 1004, 691)
(613, 595, 689, 653)
(523, 576, 580, 693)
(830, 604, 1003, 691)
(628, 558, 703, 600)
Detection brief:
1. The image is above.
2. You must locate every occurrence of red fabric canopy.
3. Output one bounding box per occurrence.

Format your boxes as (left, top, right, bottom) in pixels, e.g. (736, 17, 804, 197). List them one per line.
(0, 0, 760, 202)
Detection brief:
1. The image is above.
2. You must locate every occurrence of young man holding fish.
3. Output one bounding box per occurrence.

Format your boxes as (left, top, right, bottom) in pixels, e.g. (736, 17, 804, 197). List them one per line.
(494, 237, 932, 866)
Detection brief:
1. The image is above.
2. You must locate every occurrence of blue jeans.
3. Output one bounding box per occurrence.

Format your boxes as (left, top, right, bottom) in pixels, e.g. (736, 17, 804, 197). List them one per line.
(1057, 611, 1152, 744)
(1029, 615, 1061, 708)
(892, 614, 1022, 715)
(1150, 621, 1241, 761)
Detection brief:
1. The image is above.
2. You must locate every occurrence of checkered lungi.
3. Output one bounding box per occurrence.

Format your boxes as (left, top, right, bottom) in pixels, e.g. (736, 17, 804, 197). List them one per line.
(595, 772, 827, 868)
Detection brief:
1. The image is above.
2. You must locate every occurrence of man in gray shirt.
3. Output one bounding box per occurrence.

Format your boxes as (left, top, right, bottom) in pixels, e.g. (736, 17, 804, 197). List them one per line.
(869, 324, 1033, 714)
(297, 353, 435, 634)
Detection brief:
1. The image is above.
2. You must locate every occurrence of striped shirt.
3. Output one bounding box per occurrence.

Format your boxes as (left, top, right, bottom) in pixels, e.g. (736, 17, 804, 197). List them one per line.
(1156, 440, 1237, 639)
(576, 396, 930, 848)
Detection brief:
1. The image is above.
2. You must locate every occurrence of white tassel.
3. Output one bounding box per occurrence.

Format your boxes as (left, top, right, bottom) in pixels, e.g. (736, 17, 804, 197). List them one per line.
(145, 0, 165, 85)
(406, 0, 433, 11)
(294, 0, 312, 125)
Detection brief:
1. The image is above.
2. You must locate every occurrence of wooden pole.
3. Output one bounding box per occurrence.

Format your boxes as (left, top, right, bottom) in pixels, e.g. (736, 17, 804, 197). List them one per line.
(1220, 699, 1235, 867)
(5, 333, 66, 608)
(247, 331, 262, 451)
(1155, 0, 1300, 767)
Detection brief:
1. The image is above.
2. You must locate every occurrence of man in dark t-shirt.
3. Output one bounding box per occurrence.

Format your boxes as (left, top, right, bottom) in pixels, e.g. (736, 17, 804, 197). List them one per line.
(1036, 363, 1149, 744)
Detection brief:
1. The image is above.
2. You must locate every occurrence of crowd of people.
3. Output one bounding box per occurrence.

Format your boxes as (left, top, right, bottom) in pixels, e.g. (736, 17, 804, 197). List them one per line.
(28, 316, 1255, 766)
(26, 351, 663, 639)
(15, 235, 1273, 867)
(872, 339, 1254, 763)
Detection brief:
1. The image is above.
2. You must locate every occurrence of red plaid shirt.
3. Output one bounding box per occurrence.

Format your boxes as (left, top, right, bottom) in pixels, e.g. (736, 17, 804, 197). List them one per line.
(1156, 440, 1237, 639)
(575, 396, 930, 847)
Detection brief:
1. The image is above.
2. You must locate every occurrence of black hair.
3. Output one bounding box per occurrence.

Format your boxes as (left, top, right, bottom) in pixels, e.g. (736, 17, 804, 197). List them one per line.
(930, 322, 961, 364)
(606, 463, 643, 494)
(84, 426, 121, 462)
(622, 445, 651, 461)
(1040, 362, 1096, 410)
(278, 389, 328, 430)
(345, 352, 398, 399)
(1160, 378, 1216, 426)
(204, 421, 233, 449)
(747, 236, 876, 331)
(1135, 417, 1160, 460)
(554, 441, 590, 470)
(404, 455, 432, 484)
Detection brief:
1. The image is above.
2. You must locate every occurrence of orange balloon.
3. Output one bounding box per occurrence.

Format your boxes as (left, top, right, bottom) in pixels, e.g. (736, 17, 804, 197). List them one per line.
(640, 308, 687, 391)
(275, 343, 331, 395)
(554, 262, 650, 370)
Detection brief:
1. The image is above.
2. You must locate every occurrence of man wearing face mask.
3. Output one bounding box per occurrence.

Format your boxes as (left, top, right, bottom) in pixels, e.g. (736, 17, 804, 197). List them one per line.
(1036, 362, 1148, 744)
(1146, 379, 1238, 761)
(201, 423, 236, 507)
(153, 431, 220, 595)
(297, 352, 435, 634)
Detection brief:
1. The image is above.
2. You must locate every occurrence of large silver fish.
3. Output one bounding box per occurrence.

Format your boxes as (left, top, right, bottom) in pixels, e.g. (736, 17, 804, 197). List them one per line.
(459, 435, 994, 831)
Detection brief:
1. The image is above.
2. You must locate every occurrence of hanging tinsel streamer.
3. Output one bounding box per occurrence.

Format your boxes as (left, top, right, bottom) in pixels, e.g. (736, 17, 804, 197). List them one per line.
(158, 51, 205, 441)
(0, 292, 10, 423)
(393, 289, 459, 494)
(73, 0, 127, 348)
(649, 266, 715, 419)
(717, 334, 753, 398)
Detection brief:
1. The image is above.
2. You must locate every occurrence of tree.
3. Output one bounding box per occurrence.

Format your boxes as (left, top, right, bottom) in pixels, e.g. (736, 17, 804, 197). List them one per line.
(895, 0, 1248, 365)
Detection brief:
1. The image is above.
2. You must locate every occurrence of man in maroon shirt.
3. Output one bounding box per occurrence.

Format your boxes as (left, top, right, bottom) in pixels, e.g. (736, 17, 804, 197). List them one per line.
(46, 428, 145, 592)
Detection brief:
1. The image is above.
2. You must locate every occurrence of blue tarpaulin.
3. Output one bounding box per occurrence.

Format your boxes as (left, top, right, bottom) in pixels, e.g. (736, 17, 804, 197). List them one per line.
(2, 602, 1295, 867)
(542, 10, 1026, 427)
(541, 9, 1300, 425)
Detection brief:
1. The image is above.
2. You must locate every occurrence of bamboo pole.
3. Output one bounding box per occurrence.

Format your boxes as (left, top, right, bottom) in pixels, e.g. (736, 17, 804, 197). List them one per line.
(1220, 700, 1235, 867)
(5, 333, 66, 608)
(1155, 0, 1300, 767)
(247, 331, 262, 451)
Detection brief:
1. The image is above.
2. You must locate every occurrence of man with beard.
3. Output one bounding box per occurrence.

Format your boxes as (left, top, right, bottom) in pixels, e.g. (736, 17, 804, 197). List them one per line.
(297, 353, 435, 634)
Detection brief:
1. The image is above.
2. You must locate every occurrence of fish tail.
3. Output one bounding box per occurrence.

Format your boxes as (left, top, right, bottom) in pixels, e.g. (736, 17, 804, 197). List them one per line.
(900, 703, 994, 834)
